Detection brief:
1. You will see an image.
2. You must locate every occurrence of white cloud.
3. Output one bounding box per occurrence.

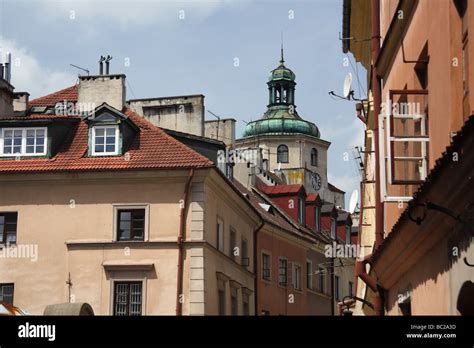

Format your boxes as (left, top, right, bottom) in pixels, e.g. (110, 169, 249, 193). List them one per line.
(30, 0, 246, 27)
(0, 37, 76, 98)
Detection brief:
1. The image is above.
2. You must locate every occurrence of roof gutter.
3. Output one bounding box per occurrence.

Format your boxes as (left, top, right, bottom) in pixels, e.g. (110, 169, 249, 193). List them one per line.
(176, 168, 194, 316)
(342, 0, 351, 53)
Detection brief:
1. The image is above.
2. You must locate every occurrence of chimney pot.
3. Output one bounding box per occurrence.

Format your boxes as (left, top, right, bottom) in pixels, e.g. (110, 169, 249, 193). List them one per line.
(5, 52, 12, 83)
(105, 55, 112, 75)
(99, 55, 105, 75)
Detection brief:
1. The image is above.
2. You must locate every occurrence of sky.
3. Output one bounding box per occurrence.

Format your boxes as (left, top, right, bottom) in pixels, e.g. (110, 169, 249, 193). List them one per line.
(0, 0, 367, 206)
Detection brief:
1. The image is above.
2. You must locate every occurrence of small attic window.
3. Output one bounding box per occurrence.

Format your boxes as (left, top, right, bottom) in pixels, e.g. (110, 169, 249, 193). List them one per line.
(92, 125, 119, 156)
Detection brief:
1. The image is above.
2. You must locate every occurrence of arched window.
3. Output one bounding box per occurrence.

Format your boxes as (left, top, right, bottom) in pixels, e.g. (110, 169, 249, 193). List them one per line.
(311, 148, 318, 166)
(277, 144, 289, 163)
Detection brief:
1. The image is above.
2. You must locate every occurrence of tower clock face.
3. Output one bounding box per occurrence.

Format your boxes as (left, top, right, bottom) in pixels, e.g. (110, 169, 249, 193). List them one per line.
(311, 172, 322, 191)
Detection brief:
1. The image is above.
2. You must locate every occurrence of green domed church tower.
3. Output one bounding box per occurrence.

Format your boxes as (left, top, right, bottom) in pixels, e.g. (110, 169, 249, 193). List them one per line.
(236, 48, 344, 207)
(242, 47, 320, 139)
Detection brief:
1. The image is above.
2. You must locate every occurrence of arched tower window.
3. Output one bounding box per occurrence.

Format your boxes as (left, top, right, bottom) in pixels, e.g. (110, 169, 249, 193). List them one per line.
(277, 145, 289, 163)
(311, 148, 318, 166)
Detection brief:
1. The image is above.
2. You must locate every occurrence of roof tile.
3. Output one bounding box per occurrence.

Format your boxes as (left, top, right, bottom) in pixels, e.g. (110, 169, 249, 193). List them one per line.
(29, 85, 78, 107)
(0, 109, 213, 173)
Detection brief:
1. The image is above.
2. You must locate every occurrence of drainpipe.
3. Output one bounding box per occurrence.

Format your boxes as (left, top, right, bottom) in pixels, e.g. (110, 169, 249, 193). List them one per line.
(356, 256, 377, 292)
(354, 181, 365, 297)
(353, 0, 385, 316)
(176, 169, 194, 316)
(253, 220, 265, 315)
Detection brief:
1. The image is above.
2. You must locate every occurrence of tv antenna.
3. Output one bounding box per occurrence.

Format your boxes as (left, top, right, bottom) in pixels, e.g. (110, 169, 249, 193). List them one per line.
(207, 110, 222, 140)
(70, 64, 89, 76)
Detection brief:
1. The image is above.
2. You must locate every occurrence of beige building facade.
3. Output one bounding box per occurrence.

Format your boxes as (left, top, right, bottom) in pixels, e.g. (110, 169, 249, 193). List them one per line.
(0, 68, 261, 316)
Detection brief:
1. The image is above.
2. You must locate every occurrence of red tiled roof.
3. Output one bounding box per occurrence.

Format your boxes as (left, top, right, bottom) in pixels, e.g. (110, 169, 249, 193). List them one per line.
(0, 109, 214, 173)
(232, 181, 309, 239)
(306, 192, 320, 202)
(232, 181, 330, 243)
(259, 184, 304, 195)
(29, 85, 78, 107)
(0, 114, 76, 121)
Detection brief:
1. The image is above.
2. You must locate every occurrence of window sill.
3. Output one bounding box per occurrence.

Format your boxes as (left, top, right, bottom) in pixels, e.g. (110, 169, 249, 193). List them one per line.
(116, 239, 146, 243)
(89, 153, 121, 158)
(65, 239, 177, 248)
(0, 155, 48, 159)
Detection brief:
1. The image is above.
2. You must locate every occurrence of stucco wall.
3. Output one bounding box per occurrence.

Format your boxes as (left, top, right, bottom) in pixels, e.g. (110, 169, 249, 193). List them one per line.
(0, 169, 259, 316)
(256, 226, 332, 315)
(128, 95, 205, 137)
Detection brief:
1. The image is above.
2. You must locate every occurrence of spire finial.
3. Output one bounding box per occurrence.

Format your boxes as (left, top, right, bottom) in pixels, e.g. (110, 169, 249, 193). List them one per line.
(280, 32, 285, 64)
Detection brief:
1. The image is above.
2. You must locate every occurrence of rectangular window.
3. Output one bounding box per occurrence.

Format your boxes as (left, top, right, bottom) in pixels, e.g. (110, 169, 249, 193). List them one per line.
(298, 197, 305, 224)
(319, 267, 325, 293)
(386, 90, 429, 186)
(349, 281, 354, 297)
(315, 206, 321, 232)
(230, 286, 238, 315)
(229, 229, 236, 260)
(306, 261, 313, 289)
(293, 264, 301, 290)
(242, 293, 250, 315)
(113, 281, 142, 316)
(218, 289, 226, 315)
(345, 225, 351, 244)
(335, 276, 340, 301)
(1, 128, 47, 156)
(278, 258, 287, 286)
(117, 209, 145, 241)
(241, 238, 249, 267)
(0, 283, 14, 305)
(262, 253, 271, 281)
(92, 126, 119, 156)
(0, 213, 18, 245)
(217, 219, 224, 252)
(330, 218, 336, 240)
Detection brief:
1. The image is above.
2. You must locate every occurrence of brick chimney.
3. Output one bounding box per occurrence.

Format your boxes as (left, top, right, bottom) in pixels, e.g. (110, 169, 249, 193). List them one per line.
(77, 55, 126, 112)
(13, 92, 30, 112)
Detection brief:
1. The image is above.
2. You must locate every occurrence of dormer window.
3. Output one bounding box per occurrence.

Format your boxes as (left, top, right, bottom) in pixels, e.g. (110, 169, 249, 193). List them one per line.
(85, 104, 140, 158)
(0, 127, 47, 157)
(92, 125, 119, 156)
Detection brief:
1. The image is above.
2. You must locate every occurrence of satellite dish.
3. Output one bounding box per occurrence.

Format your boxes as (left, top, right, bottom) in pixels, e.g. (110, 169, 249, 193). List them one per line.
(349, 189, 359, 214)
(343, 73, 353, 99)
